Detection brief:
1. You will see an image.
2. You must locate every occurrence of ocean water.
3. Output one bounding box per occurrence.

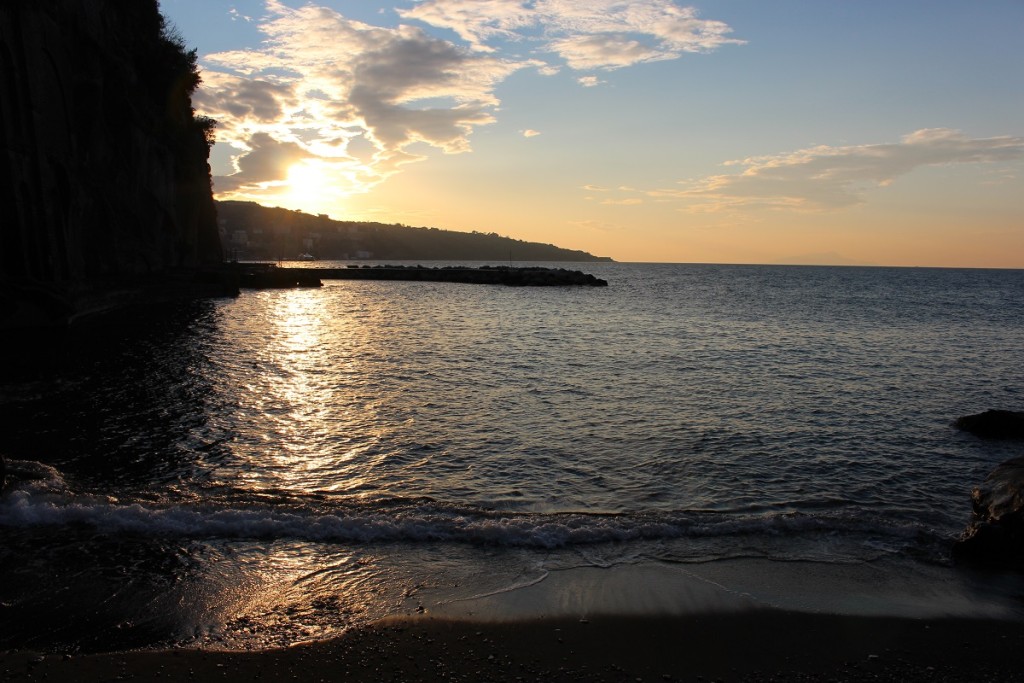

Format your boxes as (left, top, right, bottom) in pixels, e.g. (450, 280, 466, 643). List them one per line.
(2, 262, 1024, 652)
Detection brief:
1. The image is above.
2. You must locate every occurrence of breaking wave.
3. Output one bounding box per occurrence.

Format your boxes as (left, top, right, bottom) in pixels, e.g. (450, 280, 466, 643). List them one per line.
(0, 461, 942, 559)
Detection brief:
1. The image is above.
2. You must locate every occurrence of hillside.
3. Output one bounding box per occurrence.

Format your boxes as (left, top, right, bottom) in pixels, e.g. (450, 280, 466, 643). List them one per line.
(217, 201, 612, 262)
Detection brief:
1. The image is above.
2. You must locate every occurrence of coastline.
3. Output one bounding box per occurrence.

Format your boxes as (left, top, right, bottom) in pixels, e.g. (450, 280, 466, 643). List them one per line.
(4, 610, 1024, 682)
(4, 559, 1024, 681)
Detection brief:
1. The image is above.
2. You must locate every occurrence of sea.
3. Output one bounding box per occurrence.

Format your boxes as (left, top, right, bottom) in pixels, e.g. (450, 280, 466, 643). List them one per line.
(2, 261, 1024, 653)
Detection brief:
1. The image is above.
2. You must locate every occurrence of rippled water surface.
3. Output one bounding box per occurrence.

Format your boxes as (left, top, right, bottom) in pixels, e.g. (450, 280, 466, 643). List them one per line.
(2, 263, 1023, 651)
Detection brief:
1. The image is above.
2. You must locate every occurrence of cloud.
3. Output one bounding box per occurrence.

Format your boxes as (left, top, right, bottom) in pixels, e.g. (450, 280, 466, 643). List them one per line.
(400, 0, 743, 69)
(195, 1, 741, 208)
(214, 132, 308, 193)
(193, 73, 297, 126)
(196, 1, 528, 204)
(600, 197, 644, 205)
(550, 34, 662, 70)
(397, 0, 535, 50)
(577, 75, 603, 87)
(653, 129, 1024, 212)
(522, 129, 542, 137)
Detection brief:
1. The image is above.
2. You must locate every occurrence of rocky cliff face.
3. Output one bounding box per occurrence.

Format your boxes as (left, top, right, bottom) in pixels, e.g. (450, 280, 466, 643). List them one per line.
(0, 0, 222, 328)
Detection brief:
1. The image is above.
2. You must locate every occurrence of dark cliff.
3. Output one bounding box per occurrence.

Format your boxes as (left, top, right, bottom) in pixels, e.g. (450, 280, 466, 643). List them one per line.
(0, 0, 223, 330)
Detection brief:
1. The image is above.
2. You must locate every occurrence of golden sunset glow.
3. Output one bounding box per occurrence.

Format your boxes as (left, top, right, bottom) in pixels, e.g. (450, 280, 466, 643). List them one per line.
(282, 161, 340, 216)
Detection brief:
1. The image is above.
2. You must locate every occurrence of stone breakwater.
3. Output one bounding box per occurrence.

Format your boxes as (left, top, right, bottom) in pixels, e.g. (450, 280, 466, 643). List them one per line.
(237, 264, 609, 288)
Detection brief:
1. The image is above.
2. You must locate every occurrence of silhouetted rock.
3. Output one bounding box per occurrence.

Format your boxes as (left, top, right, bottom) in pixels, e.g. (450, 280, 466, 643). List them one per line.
(249, 264, 608, 287)
(954, 410, 1024, 439)
(953, 457, 1024, 567)
(236, 264, 322, 289)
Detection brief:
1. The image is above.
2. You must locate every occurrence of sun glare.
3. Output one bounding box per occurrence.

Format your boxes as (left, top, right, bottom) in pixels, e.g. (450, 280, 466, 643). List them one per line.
(285, 161, 335, 214)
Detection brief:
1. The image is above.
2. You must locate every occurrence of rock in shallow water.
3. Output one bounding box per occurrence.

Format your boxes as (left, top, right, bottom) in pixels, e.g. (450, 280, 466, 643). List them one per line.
(953, 456, 1024, 567)
(954, 410, 1024, 439)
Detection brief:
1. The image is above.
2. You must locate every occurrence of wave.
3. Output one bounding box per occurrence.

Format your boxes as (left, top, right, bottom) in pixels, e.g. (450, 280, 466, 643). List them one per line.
(0, 461, 942, 557)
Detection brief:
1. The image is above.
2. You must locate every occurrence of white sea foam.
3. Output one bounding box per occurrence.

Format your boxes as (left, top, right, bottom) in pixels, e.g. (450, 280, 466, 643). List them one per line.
(0, 476, 936, 560)
(2, 459, 66, 492)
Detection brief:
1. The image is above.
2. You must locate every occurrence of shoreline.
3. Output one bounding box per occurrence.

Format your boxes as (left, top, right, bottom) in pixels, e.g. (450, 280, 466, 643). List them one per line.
(4, 548, 1024, 664)
(4, 610, 1024, 682)
(5, 559, 1024, 681)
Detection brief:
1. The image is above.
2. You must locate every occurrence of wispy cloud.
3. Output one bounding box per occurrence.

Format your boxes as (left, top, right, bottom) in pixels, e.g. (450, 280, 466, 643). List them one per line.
(648, 129, 1024, 212)
(400, 0, 743, 69)
(522, 129, 542, 138)
(577, 75, 603, 87)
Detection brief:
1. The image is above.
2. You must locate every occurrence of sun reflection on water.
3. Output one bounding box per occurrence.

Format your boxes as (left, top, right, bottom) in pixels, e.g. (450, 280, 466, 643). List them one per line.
(195, 285, 427, 647)
(267, 289, 329, 456)
(218, 286, 389, 497)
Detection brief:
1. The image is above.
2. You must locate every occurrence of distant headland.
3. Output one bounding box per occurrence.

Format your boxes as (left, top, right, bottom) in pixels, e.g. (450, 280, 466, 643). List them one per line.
(217, 201, 613, 263)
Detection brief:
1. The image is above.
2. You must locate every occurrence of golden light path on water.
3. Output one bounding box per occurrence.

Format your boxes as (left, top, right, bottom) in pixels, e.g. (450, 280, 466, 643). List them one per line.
(264, 289, 334, 475)
(222, 285, 391, 496)
(199, 285, 425, 646)
(198, 281, 584, 647)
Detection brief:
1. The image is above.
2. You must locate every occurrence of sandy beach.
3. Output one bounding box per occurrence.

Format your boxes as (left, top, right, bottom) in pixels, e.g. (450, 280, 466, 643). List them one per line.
(4, 556, 1024, 681)
(4, 610, 1024, 682)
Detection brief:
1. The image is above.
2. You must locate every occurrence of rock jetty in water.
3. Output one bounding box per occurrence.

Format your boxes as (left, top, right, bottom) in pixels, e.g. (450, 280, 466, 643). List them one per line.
(236, 264, 323, 289)
(235, 263, 609, 288)
(953, 456, 1024, 567)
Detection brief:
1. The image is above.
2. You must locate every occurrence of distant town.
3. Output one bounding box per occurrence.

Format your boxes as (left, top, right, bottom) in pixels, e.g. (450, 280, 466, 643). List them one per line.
(217, 201, 612, 262)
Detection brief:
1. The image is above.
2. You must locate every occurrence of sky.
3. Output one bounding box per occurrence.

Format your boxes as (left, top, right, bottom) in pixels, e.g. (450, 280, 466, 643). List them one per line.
(160, 0, 1024, 266)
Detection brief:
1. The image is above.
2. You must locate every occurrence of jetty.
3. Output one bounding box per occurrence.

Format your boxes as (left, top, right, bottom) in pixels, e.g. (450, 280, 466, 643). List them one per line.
(235, 263, 608, 288)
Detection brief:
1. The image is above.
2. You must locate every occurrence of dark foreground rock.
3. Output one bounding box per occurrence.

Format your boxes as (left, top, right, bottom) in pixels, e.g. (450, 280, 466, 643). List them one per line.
(953, 456, 1024, 566)
(2, 269, 239, 333)
(954, 410, 1024, 439)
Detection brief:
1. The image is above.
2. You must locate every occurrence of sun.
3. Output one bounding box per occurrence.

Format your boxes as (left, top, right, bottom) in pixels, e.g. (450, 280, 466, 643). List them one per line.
(284, 161, 335, 213)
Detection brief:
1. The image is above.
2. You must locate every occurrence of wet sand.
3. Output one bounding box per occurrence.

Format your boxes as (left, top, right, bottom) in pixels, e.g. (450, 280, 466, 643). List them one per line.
(3, 610, 1024, 682)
